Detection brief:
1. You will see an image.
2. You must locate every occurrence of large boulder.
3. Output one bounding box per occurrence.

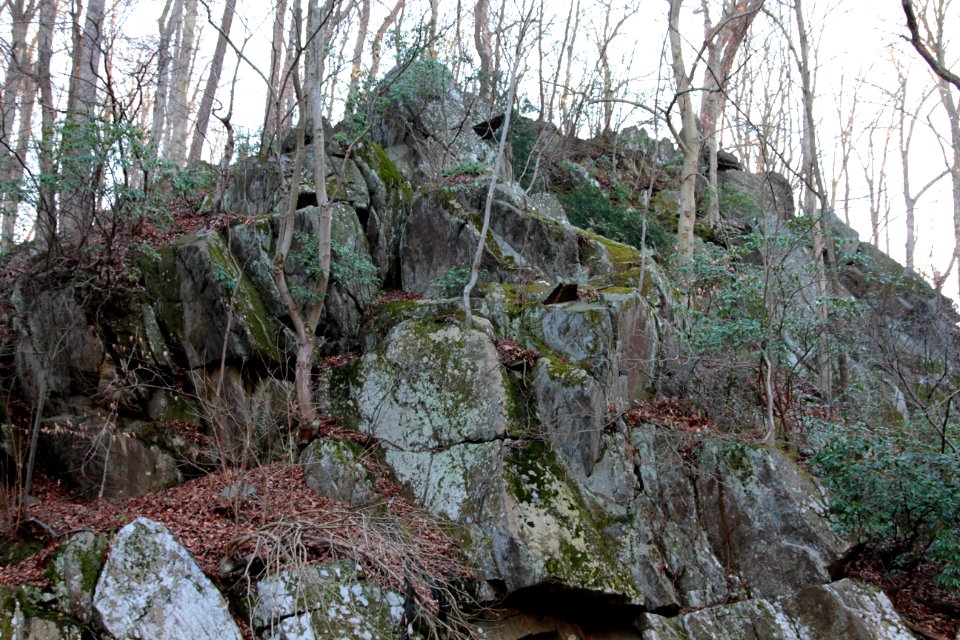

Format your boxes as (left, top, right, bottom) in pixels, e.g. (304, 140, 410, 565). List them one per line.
(0, 586, 84, 639)
(11, 280, 105, 403)
(717, 170, 794, 222)
(373, 60, 493, 181)
(353, 317, 649, 604)
(41, 416, 183, 499)
(638, 579, 914, 640)
(695, 443, 852, 599)
(47, 531, 108, 624)
(93, 518, 242, 640)
(249, 561, 405, 640)
(299, 438, 378, 507)
(356, 319, 511, 521)
(145, 232, 284, 368)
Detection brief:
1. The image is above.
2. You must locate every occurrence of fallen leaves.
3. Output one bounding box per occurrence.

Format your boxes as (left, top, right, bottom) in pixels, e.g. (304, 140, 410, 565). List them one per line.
(0, 458, 468, 611)
(494, 338, 540, 369)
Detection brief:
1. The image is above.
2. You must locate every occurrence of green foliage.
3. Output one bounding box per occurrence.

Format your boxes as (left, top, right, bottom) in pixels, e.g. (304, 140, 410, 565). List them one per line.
(384, 56, 454, 108)
(431, 266, 485, 297)
(290, 231, 379, 305)
(560, 183, 673, 255)
(212, 263, 238, 295)
(812, 420, 960, 592)
(1, 117, 212, 253)
(443, 160, 489, 178)
(509, 116, 541, 189)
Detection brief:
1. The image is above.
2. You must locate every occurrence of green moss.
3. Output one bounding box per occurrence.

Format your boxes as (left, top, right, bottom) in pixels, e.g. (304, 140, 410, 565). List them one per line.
(363, 142, 414, 205)
(0, 539, 43, 567)
(0, 585, 46, 621)
(504, 441, 642, 598)
(207, 233, 283, 363)
(45, 534, 108, 598)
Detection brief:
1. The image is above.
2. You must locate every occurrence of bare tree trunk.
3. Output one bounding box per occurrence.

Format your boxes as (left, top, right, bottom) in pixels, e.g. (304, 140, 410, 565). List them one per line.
(189, 0, 236, 165)
(35, 0, 57, 249)
(67, 0, 105, 115)
(344, 0, 369, 112)
(551, 0, 576, 127)
(368, 0, 403, 83)
(559, 0, 581, 136)
(1, 50, 37, 249)
(474, 0, 494, 107)
(0, 0, 39, 249)
(699, 0, 764, 227)
(151, 0, 179, 147)
(463, 5, 533, 327)
(166, 0, 198, 165)
(667, 0, 698, 257)
(260, 0, 288, 154)
(271, 0, 341, 433)
(61, 0, 107, 244)
(795, 0, 845, 398)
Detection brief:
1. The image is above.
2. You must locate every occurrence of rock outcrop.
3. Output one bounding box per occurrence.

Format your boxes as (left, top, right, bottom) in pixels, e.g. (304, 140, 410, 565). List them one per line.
(3, 92, 945, 639)
(93, 518, 243, 640)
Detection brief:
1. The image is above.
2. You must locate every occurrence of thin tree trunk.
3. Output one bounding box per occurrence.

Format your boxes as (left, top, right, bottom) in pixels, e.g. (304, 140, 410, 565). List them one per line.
(344, 0, 369, 112)
(699, 0, 764, 227)
(2, 51, 37, 249)
(474, 0, 494, 107)
(368, 0, 403, 83)
(35, 0, 57, 249)
(463, 8, 532, 327)
(189, 0, 235, 164)
(260, 0, 288, 154)
(668, 0, 698, 257)
(166, 0, 198, 165)
(151, 0, 179, 148)
(0, 0, 39, 249)
(61, 0, 107, 244)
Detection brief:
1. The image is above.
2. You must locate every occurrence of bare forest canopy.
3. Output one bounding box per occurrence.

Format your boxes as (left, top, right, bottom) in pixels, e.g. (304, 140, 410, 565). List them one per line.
(0, 0, 958, 295)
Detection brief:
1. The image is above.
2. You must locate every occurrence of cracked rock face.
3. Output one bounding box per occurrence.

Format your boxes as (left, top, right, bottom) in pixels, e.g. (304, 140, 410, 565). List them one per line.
(638, 579, 915, 639)
(93, 518, 242, 640)
(356, 319, 510, 522)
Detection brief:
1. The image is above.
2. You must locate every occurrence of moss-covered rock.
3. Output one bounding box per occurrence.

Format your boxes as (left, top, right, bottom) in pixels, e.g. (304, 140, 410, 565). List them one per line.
(93, 518, 242, 640)
(144, 231, 284, 369)
(249, 560, 408, 640)
(300, 438, 378, 507)
(0, 585, 83, 640)
(46, 531, 108, 624)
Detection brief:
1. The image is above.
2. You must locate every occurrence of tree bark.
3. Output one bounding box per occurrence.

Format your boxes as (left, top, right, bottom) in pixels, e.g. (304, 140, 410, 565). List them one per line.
(259, 0, 288, 154)
(474, 0, 494, 106)
(166, 0, 198, 164)
(368, 0, 403, 83)
(35, 0, 57, 249)
(667, 0, 698, 257)
(151, 0, 179, 149)
(189, 0, 236, 164)
(344, 0, 369, 112)
(60, 0, 106, 244)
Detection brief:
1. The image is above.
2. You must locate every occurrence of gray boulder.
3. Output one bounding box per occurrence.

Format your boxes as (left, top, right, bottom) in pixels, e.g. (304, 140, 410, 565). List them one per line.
(300, 438, 378, 507)
(47, 531, 108, 624)
(93, 518, 242, 640)
(249, 560, 405, 640)
(638, 579, 913, 640)
(145, 232, 284, 368)
(0, 586, 84, 639)
(41, 416, 183, 499)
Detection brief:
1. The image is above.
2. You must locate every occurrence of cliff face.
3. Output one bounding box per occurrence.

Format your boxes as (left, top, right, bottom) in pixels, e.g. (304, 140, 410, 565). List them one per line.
(1, 69, 954, 639)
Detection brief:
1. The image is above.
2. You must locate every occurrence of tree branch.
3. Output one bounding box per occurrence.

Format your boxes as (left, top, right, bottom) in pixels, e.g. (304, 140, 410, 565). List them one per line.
(901, 0, 960, 92)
